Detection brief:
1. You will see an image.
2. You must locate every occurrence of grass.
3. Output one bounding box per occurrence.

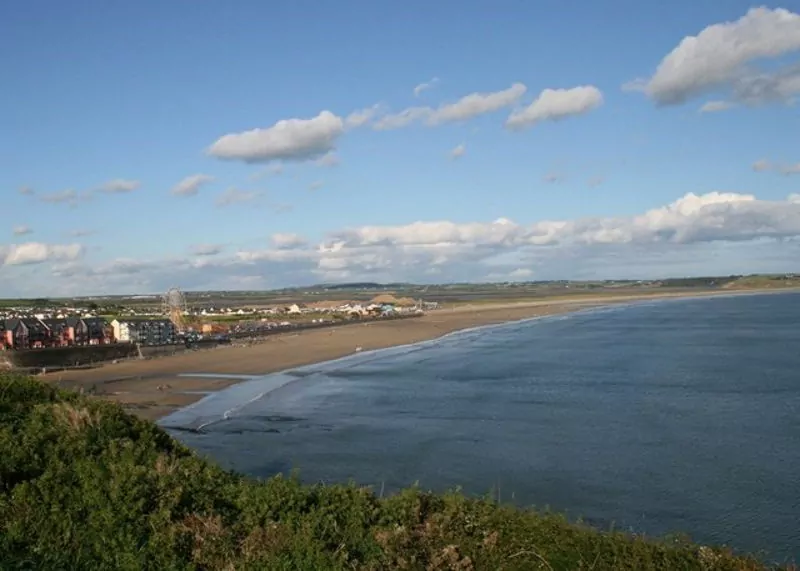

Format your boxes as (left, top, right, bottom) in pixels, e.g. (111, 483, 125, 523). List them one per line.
(0, 373, 792, 571)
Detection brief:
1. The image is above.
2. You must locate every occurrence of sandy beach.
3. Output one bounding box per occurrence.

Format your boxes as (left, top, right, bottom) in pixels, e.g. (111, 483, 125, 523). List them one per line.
(39, 290, 774, 420)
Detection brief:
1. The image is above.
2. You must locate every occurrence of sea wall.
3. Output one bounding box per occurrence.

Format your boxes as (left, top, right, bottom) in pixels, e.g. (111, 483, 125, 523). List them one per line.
(5, 344, 139, 369)
(3, 340, 232, 370)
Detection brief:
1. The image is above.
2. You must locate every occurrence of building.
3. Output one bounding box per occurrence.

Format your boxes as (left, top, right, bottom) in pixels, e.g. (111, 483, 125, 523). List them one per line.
(111, 318, 177, 346)
(40, 319, 70, 347)
(3, 318, 50, 349)
(66, 317, 112, 345)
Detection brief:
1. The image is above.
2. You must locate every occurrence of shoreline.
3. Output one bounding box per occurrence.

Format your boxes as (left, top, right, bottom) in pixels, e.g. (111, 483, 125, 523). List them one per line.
(41, 288, 797, 420)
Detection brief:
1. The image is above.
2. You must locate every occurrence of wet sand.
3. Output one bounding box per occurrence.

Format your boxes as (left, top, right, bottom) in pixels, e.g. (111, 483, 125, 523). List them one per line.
(39, 290, 773, 420)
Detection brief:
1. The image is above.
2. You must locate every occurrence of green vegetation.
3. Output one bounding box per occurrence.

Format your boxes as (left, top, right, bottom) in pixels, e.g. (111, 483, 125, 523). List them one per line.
(0, 374, 791, 570)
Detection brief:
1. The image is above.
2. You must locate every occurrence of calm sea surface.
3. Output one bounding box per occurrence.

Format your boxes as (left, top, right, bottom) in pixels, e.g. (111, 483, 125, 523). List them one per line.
(162, 292, 800, 562)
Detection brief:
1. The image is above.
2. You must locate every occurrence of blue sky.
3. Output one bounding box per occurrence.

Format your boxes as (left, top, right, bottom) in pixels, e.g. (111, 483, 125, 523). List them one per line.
(2, 1, 800, 296)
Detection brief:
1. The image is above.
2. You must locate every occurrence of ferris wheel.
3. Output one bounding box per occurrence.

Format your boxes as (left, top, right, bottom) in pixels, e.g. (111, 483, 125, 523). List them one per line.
(163, 287, 188, 331)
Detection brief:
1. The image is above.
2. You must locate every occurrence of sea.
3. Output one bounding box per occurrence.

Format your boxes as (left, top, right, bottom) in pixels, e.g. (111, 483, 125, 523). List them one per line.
(160, 292, 800, 563)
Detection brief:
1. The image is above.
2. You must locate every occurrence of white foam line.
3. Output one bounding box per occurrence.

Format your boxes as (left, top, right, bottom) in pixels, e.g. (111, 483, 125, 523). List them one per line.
(178, 373, 256, 380)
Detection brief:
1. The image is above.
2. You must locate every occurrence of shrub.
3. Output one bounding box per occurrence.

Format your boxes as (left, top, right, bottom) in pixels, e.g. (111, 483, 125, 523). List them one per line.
(0, 374, 791, 570)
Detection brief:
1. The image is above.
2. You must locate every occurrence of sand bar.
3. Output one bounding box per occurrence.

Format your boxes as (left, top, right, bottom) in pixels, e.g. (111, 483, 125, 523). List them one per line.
(39, 290, 784, 420)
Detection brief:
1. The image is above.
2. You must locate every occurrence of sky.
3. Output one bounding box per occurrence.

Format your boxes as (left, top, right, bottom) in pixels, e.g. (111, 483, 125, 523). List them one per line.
(2, 0, 800, 297)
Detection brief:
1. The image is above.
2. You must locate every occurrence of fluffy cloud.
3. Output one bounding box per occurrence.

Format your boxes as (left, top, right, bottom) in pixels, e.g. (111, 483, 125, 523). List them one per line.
(505, 86, 603, 129)
(172, 174, 214, 196)
(2, 242, 83, 266)
(373, 83, 527, 130)
(413, 77, 439, 97)
(428, 83, 527, 125)
(234, 192, 800, 280)
(189, 243, 224, 256)
(431, 83, 527, 124)
(271, 233, 307, 249)
(627, 7, 800, 106)
(345, 105, 382, 129)
(18, 186, 35, 195)
(449, 143, 466, 160)
(12, 225, 32, 236)
(372, 107, 432, 130)
(98, 179, 140, 193)
(9, 192, 800, 296)
(215, 187, 262, 207)
(208, 111, 344, 163)
(699, 100, 735, 113)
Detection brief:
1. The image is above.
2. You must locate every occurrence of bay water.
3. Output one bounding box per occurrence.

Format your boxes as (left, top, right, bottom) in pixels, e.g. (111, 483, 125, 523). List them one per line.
(162, 292, 800, 562)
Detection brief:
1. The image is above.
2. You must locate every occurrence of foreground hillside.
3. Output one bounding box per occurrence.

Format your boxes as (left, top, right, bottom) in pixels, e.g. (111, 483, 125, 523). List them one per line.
(0, 374, 790, 570)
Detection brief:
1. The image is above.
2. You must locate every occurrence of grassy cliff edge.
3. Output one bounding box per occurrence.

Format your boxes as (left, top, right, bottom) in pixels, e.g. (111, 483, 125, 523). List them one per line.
(0, 374, 791, 570)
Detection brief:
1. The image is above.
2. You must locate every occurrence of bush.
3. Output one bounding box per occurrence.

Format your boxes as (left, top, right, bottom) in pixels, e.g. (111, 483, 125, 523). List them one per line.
(0, 374, 790, 570)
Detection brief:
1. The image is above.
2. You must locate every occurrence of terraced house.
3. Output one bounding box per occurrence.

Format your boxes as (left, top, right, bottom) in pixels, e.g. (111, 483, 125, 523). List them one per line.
(2, 318, 50, 349)
(65, 316, 113, 345)
(0, 317, 115, 350)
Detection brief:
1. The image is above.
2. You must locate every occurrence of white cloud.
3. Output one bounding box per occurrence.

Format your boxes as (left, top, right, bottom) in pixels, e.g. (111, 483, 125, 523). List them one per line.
(189, 243, 224, 256)
(12, 225, 32, 236)
(271, 233, 307, 249)
(172, 174, 214, 196)
(308, 180, 324, 191)
(315, 152, 340, 167)
(430, 83, 527, 124)
(19, 186, 35, 196)
(99, 179, 140, 193)
(699, 100, 736, 113)
(215, 187, 262, 207)
(208, 110, 344, 163)
(449, 143, 466, 160)
(543, 173, 564, 184)
(413, 77, 439, 97)
(372, 107, 432, 130)
(373, 83, 527, 130)
(732, 61, 800, 105)
(2, 242, 83, 266)
(505, 85, 603, 129)
(345, 104, 382, 128)
(627, 7, 800, 106)
(9, 192, 800, 296)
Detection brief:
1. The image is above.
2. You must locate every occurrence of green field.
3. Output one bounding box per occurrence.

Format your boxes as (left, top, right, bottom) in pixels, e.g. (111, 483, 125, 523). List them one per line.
(0, 374, 788, 570)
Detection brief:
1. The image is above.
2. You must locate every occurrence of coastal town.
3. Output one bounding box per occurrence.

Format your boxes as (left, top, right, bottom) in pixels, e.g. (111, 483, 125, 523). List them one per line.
(0, 293, 436, 351)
